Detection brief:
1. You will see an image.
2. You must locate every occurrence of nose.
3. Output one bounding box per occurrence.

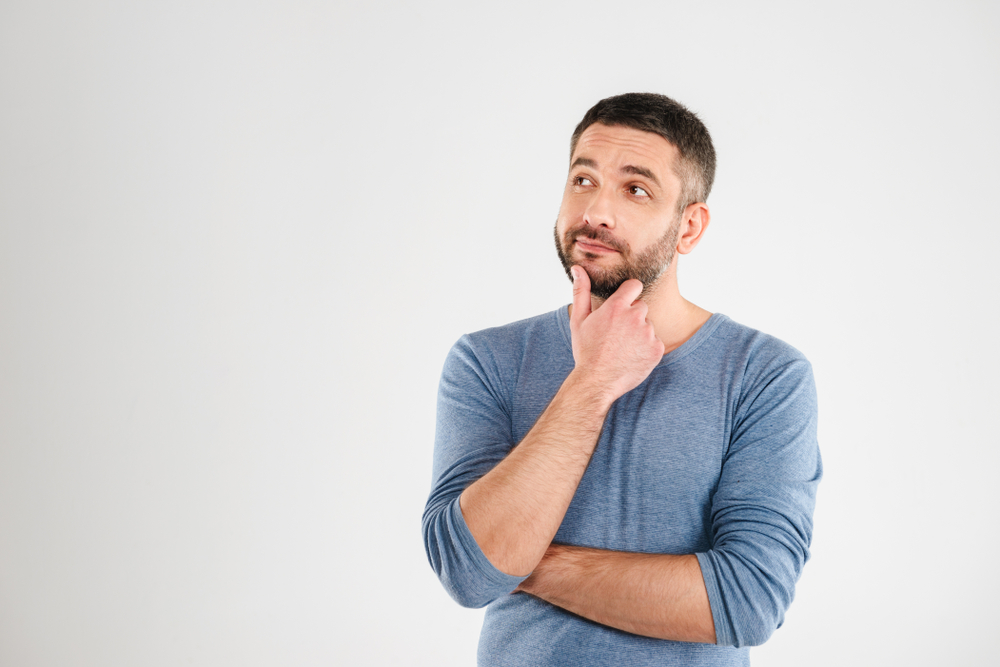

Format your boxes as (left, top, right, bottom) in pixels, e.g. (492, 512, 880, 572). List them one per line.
(582, 185, 616, 230)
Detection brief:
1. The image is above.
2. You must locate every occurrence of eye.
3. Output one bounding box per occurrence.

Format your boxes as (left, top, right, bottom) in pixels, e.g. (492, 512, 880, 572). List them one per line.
(629, 185, 650, 198)
(574, 176, 594, 186)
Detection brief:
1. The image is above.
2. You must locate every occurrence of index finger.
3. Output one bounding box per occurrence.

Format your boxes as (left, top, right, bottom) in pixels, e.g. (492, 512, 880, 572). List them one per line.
(570, 266, 592, 327)
(608, 278, 644, 306)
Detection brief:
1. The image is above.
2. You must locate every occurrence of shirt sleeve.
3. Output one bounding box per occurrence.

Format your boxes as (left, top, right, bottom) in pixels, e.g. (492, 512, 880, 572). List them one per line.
(696, 353, 822, 647)
(422, 335, 528, 608)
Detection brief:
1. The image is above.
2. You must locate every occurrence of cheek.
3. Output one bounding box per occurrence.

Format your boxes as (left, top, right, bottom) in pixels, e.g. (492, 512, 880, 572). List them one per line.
(554, 210, 570, 238)
(556, 199, 582, 231)
(554, 221, 569, 248)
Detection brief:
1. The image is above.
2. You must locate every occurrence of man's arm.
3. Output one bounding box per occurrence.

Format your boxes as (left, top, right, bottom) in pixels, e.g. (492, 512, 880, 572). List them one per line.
(516, 544, 716, 643)
(459, 267, 665, 577)
(517, 350, 821, 648)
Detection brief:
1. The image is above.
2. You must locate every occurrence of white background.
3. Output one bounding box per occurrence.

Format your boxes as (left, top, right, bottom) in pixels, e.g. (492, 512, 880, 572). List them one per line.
(2, 1, 998, 665)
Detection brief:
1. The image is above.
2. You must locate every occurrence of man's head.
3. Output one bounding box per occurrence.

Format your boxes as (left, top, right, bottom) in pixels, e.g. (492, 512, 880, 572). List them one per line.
(555, 93, 715, 300)
(570, 93, 716, 210)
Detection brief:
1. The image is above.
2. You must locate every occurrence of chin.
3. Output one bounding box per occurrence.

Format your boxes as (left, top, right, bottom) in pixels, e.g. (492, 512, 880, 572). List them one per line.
(576, 252, 620, 268)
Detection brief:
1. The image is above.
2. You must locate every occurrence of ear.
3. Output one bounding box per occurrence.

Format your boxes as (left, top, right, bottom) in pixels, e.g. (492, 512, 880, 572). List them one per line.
(676, 202, 710, 255)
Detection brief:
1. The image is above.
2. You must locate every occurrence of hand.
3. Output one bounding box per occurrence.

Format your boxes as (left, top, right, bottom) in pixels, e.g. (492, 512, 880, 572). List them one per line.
(569, 266, 665, 402)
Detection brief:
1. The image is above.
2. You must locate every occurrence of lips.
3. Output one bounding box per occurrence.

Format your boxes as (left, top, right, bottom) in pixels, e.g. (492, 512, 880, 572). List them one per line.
(574, 236, 619, 254)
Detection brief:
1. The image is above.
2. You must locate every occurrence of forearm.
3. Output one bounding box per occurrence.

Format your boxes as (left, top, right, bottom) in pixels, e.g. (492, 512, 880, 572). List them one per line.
(516, 544, 716, 644)
(459, 370, 614, 577)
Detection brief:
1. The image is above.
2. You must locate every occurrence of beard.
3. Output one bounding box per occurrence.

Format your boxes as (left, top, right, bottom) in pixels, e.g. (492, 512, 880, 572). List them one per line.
(554, 215, 681, 301)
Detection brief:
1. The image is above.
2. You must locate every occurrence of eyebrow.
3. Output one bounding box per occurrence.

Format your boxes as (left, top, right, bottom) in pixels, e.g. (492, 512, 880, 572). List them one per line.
(621, 164, 660, 186)
(570, 157, 661, 187)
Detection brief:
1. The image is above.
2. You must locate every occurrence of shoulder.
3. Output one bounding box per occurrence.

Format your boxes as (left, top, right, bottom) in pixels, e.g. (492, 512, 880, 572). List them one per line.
(711, 315, 811, 373)
(709, 315, 815, 409)
(464, 307, 567, 345)
(442, 307, 569, 390)
(453, 307, 568, 366)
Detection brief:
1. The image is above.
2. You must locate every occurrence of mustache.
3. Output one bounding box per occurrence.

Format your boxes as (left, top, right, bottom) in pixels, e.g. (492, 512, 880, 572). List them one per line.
(565, 226, 629, 254)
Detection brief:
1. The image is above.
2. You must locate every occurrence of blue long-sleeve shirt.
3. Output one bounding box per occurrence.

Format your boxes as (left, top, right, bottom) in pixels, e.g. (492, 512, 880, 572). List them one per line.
(423, 308, 822, 665)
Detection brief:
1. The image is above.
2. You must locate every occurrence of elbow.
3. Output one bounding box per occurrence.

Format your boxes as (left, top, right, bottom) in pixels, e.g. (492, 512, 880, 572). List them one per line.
(422, 499, 516, 609)
(442, 578, 497, 609)
(424, 537, 507, 609)
(730, 610, 780, 647)
(717, 579, 789, 647)
(703, 548, 797, 648)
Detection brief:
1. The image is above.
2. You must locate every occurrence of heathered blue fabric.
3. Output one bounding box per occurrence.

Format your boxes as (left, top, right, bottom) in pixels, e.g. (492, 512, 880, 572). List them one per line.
(422, 307, 821, 665)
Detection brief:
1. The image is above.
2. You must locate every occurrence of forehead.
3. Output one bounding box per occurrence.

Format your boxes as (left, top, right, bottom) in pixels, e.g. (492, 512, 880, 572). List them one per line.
(572, 123, 680, 179)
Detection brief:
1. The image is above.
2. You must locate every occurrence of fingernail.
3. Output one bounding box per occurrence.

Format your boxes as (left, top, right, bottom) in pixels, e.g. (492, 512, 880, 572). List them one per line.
(571, 267, 578, 282)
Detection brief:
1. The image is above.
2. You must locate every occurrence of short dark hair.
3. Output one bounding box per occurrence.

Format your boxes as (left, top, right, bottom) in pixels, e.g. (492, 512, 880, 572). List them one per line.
(570, 93, 716, 209)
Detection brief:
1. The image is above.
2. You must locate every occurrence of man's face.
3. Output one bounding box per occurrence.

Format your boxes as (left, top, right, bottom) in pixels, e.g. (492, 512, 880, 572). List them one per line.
(555, 123, 685, 300)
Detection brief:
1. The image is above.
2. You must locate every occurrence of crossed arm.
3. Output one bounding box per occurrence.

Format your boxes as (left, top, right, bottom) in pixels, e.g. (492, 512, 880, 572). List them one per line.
(458, 269, 716, 643)
(459, 371, 716, 643)
(515, 545, 715, 643)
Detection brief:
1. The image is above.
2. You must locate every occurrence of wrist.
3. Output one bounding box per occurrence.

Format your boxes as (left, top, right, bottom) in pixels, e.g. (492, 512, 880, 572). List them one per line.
(517, 544, 583, 601)
(563, 368, 619, 411)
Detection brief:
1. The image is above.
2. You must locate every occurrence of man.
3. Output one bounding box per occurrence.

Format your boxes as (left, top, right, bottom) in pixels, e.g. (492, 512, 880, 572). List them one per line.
(422, 93, 821, 665)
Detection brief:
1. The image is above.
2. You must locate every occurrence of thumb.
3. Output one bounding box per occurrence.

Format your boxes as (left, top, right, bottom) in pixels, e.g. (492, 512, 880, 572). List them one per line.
(570, 266, 592, 327)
